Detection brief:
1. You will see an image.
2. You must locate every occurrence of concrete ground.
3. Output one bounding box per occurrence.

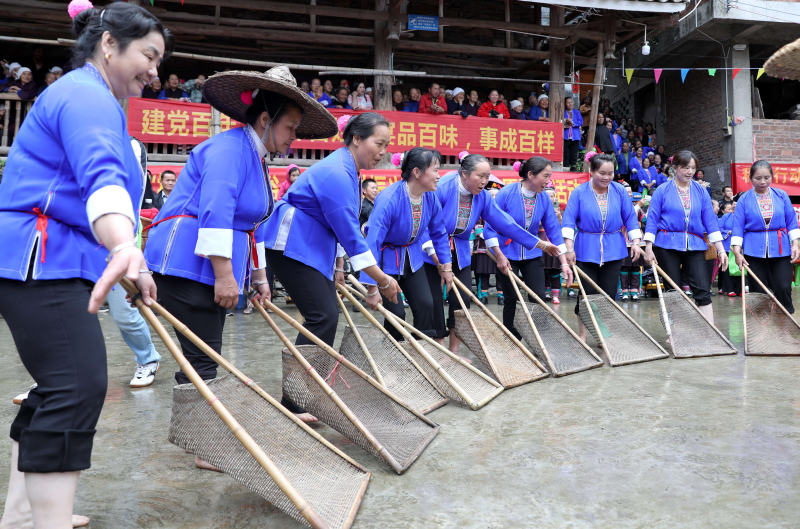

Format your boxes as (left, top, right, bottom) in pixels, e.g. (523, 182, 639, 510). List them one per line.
(1, 290, 799, 529)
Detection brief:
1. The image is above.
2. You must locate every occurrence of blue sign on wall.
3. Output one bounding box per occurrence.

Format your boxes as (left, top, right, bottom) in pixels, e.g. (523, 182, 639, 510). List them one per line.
(408, 14, 439, 32)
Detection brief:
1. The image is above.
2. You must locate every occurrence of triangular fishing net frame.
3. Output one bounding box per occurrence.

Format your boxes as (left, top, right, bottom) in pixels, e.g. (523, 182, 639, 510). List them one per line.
(573, 265, 670, 366)
(506, 270, 605, 375)
(255, 297, 440, 475)
(342, 280, 504, 410)
(450, 276, 549, 388)
(335, 293, 449, 414)
(742, 265, 800, 356)
(121, 278, 370, 529)
(651, 263, 737, 358)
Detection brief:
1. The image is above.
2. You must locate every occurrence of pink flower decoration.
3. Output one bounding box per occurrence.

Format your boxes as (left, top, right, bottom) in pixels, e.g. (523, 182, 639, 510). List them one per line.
(240, 90, 253, 106)
(337, 114, 352, 135)
(512, 161, 522, 173)
(458, 150, 470, 162)
(584, 150, 597, 163)
(68, 0, 94, 19)
(391, 152, 404, 168)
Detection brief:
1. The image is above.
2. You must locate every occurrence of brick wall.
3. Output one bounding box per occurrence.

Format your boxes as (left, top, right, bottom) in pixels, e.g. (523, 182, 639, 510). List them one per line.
(752, 119, 800, 163)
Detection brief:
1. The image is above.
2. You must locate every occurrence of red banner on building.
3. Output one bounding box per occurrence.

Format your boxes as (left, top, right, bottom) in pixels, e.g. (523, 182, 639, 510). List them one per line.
(129, 98, 563, 161)
(732, 163, 800, 196)
(147, 164, 587, 206)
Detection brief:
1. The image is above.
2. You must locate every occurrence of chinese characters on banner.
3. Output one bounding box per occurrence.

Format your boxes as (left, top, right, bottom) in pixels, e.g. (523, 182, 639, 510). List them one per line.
(146, 165, 588, 205)
(732, 163, 800, 196)
(129, 99, 563, 161)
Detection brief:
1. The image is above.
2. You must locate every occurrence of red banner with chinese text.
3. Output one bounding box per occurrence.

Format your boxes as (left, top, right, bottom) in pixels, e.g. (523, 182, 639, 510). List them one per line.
(147, 164, 588, 206)
(129, 98, 563, 161)
(732, 163, 800, 196)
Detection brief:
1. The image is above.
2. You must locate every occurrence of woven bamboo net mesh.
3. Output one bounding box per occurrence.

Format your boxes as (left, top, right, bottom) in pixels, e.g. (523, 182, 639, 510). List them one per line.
(339, 325, 448, 414)
(658, 291, 735, 357)
(453, 309, 548, 388)
(744, 292, 800, 355)
(168, 376, 369, 529)
(281, 345, 439, 473)
(515, 302, 603, 375)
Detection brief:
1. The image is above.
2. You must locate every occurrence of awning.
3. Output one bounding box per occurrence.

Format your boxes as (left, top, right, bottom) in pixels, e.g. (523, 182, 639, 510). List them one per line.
(522, 0, 688, 13)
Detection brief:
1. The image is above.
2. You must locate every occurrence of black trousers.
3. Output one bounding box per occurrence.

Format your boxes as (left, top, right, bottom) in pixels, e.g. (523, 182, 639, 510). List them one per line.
(425, 252, 472, 337)
(497, 257, 545, 334)
(266, 250, 338, 413)
(382, 259, 437, 341)
(574, 259, 623, 315)
(718, 269, 741, 295)
(155, 273, 226, 384)
(654, 247, 711, 306)
(0, 277, 106, 472)
(746, 255, 795, 313)
(563, 139, 580, 169)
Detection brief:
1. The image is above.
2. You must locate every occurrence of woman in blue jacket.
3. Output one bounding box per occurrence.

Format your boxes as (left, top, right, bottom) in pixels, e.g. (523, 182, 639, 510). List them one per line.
(562, 154, 643, 340)
(145, 66, 336, 390)
(422, 154, 540, 351)
(485, 157, 573, 337)
(364, 148, 454, 339)
(731, 160, 800, 312)
(262, 112, 401, 347)
(716, 202, 740, 296)
(643, 150, 727, 324)
(0, 4, 170, 525)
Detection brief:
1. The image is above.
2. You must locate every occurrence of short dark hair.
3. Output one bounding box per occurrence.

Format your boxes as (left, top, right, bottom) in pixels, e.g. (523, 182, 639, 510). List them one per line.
(518, 156, 551, 180)
(750, 159, 773, 177)
(343, 112, 390, 146)
(672, 150, 699, 168)
(460, 153, 489, 178)
(161, 170, 177, 179)
(361, 178, 377, 190)
(589, 153, 615, 172)
(401, 147, 441, 182)
(72, 3, 173, 69)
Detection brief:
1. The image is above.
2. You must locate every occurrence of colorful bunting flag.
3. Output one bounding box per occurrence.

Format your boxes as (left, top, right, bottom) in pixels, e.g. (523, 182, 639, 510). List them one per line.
(680, 69, 689, 83)
(625, 68, 634, 84)
(654, 68, 663, 84)
(732, 68, 742, 80)
(708, 68, 716, 76)
(757, 68, 765, 80)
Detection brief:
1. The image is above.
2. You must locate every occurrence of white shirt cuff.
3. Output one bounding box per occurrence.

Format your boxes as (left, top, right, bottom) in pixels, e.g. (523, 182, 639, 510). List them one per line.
(86, 185, 136, 243)
(252, 241, 266, 270)
(485, 237, 499, 248)
(195, 228, 233, 258)
(561, 227, 575, 240)
(789, 228, 800, 241)
(643, 232, 656, 243)
(707, 231, 722, 244)
(557, 243, 568, 255)
(628, 229, 643, 241)
(336, 243, 347, 258)
(349, 249, 377, 271)
(422, 240, 434, 255)
(730, 236, 743, 247)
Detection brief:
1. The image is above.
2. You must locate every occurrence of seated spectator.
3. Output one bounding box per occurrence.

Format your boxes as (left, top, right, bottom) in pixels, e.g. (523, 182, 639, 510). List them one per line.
(348, 82, 373, 110)
(6, 67, 38, 99)
(160, 73, 188, 100)
(330, 87, 351, 109)
(403, 87, 421, 112)
(141, 77, 161, 99)
(528, 94, 550, 121)
(339, 79, 350, 90)
(478, 90, 509, 118)
(652, 153, 664, 172)
(419, 82, 447, 114)
(49, 66, 63, 80)
(308, 77, 331, 107)
(183, 74, 206, 103)
(464, 89, 480, 116)
(300, 80, 310, 93)
(39, 71, 57, 95)
(392, 89, 405, 111)
(324, 79, 335, 97)
(444, 88, 453, 101)
(447, 87, 468, 116)
(509, 99, 526, 120)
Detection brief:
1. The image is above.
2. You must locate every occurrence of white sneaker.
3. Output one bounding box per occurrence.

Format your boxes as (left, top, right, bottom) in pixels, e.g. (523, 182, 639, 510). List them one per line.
(130, 362, 159, 388)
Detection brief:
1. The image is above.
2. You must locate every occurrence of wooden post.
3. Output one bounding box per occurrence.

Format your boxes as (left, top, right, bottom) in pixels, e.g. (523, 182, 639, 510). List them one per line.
(438, 0, 444, 43)
(583, 41, 604, 169)
(548, 6, 565, 165)
(374, 0, 393, 111)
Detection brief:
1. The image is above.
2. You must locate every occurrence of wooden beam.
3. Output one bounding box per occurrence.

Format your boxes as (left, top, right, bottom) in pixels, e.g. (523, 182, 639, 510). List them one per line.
(153, 0, 389, 21)
(165, 21, 374, 47)
(438, 16, 606, 41)
(438, 0, 444, 43)
(549, 6, 565, 132)
(396, 40, 549, 60)
(584, 41, 605, 167)
(374, 0, 393, 111)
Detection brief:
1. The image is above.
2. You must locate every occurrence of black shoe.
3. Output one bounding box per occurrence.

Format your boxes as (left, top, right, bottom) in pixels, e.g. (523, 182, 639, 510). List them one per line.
(497, 295, 505, 306)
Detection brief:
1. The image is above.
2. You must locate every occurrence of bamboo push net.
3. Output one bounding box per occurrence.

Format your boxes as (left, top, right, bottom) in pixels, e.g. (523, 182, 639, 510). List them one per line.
(573, 265, 670, 366)
(120, 278, 370, 529)
(450, 277, 549, 388)
(742, 265, 800, 356)
(342, 280, 504, 410)
(652, 264, 737, 358)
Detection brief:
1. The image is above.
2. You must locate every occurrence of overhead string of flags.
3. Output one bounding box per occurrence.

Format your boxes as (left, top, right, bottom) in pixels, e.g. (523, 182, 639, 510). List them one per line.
(611, 67, 774, 85)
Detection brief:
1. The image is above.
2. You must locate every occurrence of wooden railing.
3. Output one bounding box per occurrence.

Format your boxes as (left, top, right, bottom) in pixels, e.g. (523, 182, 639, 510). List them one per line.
(0, 93, 35, 155)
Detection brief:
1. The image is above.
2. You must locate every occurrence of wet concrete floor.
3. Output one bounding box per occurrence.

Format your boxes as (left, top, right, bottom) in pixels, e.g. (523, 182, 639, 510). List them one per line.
(1, 290, 799, 528)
